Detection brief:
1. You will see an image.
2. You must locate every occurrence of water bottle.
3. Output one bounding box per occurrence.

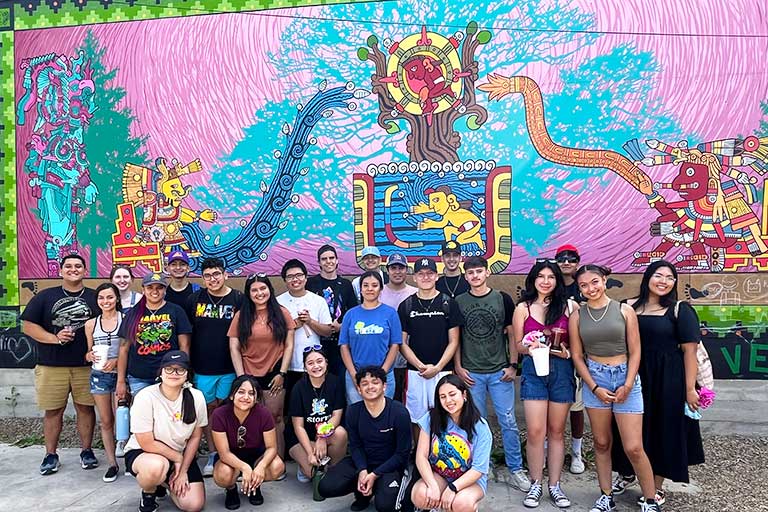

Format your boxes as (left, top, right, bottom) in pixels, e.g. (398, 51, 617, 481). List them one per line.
(116, 400, 130, 441)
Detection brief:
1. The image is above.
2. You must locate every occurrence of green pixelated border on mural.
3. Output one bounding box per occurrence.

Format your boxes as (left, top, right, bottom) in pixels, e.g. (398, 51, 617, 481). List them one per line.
(13, 0, 375, 31)
(0, 30, 19, 305)
(697, 304, 768, 339)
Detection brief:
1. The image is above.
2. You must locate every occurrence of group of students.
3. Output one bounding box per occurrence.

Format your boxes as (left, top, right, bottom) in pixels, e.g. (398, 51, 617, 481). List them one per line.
(21, 241, 703, 512)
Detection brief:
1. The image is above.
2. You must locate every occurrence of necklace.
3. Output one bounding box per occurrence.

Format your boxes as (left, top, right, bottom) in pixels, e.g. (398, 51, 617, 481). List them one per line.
(207, 290, 227, 307)
(145, 303, 165, 317)
(443, 275, 464, 298)
(61, 286, 85, 299)
(586, 299, 611, 323)
(416, 294, 437, 312)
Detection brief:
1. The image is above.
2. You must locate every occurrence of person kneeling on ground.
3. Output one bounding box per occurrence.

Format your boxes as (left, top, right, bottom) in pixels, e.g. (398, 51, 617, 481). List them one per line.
(211, 375, 285, 510)
(318, 365, 414, 512)
(411, 374, 492, 512)
(123, 350, 206, 512)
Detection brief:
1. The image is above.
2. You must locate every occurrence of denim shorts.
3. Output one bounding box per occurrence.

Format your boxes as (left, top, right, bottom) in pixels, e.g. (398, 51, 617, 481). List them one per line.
(89, 370, 118, 395)
(582, 359, 643, 414)
(520, 355, 575, 404)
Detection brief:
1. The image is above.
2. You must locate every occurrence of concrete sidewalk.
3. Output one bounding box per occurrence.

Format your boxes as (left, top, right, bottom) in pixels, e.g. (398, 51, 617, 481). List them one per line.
(0, 445, 691, 511)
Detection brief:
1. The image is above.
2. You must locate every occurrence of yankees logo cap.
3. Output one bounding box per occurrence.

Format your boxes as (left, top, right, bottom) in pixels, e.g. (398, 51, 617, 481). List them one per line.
(413, 258, 438, 273)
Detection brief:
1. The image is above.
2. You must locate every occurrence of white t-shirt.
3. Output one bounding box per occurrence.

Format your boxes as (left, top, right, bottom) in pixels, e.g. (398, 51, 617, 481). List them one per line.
(125, 384, 208, 453)
(351, 269, 387, 299)
(277, 291, 333, 372)
(380, 284, 417, 369)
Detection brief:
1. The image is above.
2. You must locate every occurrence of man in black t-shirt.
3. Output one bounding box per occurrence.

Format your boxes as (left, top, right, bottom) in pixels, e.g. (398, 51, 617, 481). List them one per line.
(436, 240, 470, 298)
(318, 366, 413, 512)
(306, 244, 358, 376)
(185, 257, 243, 476)
(164, 249, 199, 306)
(21, 254, 99, 476)
(398, 258, 464, 429)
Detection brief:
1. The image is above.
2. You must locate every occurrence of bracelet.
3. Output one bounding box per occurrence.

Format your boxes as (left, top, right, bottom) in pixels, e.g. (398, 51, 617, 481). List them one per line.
(508, 362, 519, 370)
(592, 383, 599, 393)
(448, 482, 458, 493)
(278, 371, 287, 378)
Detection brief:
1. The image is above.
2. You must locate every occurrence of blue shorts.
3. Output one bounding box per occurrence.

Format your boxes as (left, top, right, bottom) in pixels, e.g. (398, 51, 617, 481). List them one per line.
(127, 375, 156, 396)
(582, 359, 643, 414)
(90, 370, 118, 395)
(520, 355, 575, 403)
(194, 373, 237, 403)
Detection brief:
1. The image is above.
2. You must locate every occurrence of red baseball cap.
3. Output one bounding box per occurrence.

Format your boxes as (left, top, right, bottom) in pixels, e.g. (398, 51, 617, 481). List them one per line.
(555, 244, 579, 257)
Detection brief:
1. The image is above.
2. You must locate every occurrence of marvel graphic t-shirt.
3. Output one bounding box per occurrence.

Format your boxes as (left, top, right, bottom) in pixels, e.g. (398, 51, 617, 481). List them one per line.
(118, 302, 193, 380)
(288, 374, 345, 441)
(186, 289, 242, 375)
(20, 286, 98, 367)
(398, 293, 464, 370)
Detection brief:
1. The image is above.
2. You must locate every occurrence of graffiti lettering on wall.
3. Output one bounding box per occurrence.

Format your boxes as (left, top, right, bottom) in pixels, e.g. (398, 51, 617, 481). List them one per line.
(0, 308, 36, 368)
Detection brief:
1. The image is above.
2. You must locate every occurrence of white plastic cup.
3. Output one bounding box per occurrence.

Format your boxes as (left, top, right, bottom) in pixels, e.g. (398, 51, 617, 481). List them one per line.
(92, 345, 110, 371)
(530, 345, 550, 376)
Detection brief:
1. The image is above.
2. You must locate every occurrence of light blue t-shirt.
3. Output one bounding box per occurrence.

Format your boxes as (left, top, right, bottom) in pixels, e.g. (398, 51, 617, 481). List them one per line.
(417, 413, 492, 493)
(338, 303, 401, 369)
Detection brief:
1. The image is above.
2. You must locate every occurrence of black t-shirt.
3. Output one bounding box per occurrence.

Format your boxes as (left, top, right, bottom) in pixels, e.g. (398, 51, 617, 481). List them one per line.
(165, 283, 198, 308)
(185, 289, 243, 375)
(436, 274, 470, 299)
(346, 398, 412, 475)
(288, 374, 346, 441)
(21, 286, 98, 367)
(398, 292, 464, 370)
(564, 281, 583, 302)
(306, 275, 359, 324)
(118, 302, 193, 380)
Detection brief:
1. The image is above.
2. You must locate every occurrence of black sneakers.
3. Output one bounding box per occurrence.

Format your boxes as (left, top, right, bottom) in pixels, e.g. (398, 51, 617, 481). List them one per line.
(39, 453, 60, 475)
(224, 486, 241, 510)
(248, 487, 264, 506)
(350, 495, 371, 511)
(80, 448, 98, 470)
(138, 491, 158, 512)
(103, 465, 119, 483)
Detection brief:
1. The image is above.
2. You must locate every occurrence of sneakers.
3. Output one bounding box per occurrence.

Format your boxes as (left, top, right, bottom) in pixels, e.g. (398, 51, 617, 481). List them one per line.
(510, 469, 532, 492)
(611, 474, 637, 495)
(638, 490, 666, 506)
(103, 465, 119, 483)
(569, 454, 585, 474)
(40, 453, 61, 475)
(155, 485, 167, 500)
(80, 448, 99, 470)
(224, 486, 241, 510)
(248, 487, 264, 506)
(548, 482, 571, 508)
(350, 495, 371, 511)
(523, 481, 543, 508)
(203, 452, 218, 477)
(297, 466, 311, 483)
(640, 500, 662, 512)
(115, 440, 126, 458)
(139, 491, 158, 512)
(589, 494, 616, 512)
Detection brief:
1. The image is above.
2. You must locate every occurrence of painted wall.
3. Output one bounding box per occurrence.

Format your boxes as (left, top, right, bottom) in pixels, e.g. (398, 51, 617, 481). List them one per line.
(0, 0, 766, 378)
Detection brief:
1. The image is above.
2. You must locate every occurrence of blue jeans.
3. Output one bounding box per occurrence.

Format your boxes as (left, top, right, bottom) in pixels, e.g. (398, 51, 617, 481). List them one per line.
(345, 370, 395, 404)
(468, 369, 523, 472)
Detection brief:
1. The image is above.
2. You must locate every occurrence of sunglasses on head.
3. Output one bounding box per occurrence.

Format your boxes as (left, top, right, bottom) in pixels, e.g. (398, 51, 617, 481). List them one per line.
(247, 272, 268, 279)
(303, 344, 323, 353)
(535, 258, 558, 264)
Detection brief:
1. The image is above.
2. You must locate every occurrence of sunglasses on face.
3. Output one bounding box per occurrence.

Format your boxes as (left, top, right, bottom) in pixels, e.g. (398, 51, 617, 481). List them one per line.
(237, 425, 247, 449)
(556, 256, 579, 264)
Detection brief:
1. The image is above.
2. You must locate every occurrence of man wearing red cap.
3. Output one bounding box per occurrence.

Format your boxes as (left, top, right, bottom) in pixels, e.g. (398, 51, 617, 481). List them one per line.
(554, 244, 585, 474)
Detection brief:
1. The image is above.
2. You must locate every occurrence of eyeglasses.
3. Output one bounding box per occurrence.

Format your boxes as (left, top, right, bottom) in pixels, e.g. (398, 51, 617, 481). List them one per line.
(237, 425, 247, 448)
(536, 258, 558, 264)
(556, 256, 579, 264)
(303, 344, 323, 353)
(285, 273, 306, 281)
(163, 366, 188, 376)
(651, 273, 677, 283)
(202, 271, 224, 281)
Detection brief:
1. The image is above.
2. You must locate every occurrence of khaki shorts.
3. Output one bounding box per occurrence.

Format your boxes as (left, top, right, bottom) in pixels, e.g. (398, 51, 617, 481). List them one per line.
(570, 375, 584, 412)
(34, 365, 95, 411)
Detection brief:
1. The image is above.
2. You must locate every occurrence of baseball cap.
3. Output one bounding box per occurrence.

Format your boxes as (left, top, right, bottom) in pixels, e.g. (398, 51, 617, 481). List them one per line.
(361, 246, 381, 258)
(159, 350, 190, 370)
(413, 258, 438, 273)
(555, 244, 580, 257)
(386, 253, 408, 268)
(142, 272, 168, 287)
(441, 240, 461, 255)
(167, 249, 190, 265)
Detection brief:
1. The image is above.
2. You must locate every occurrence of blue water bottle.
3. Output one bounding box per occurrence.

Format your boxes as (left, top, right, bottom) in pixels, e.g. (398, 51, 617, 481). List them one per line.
(116, 400, 130, 441)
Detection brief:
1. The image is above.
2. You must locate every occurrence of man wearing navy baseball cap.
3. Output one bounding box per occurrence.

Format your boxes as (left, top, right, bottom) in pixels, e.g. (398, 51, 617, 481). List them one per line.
(165, 250, 200, 307)
(380, 252, 416, 402)
(436, 240, 469, 298)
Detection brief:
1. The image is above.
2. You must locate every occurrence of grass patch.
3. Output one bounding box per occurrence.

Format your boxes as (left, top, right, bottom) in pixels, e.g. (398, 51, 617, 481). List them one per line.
(13, 433, 45, 448)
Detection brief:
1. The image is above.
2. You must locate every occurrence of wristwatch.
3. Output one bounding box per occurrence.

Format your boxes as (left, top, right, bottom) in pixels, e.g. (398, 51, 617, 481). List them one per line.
(508, 362, 519, 370)
(448, 482, 458, 493)
(278, 371, 287, 378)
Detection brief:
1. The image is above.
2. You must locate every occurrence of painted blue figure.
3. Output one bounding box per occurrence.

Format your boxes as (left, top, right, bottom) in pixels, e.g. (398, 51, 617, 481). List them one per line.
(17, 51, 98, 276)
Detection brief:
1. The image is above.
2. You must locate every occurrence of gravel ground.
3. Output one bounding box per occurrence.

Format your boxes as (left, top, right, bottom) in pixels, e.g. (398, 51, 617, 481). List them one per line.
(1, 417, 765, 511)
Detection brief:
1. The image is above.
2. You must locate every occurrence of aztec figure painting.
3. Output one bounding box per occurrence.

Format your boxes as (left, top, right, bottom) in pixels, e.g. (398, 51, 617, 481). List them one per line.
(1, 0, 767, 377)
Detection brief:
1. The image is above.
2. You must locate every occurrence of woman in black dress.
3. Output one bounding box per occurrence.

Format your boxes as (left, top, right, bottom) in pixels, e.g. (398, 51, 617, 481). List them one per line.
(611, 260, 704, 505)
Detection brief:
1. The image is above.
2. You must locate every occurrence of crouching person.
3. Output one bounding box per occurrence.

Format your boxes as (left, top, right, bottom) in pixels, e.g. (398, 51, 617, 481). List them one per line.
(318, 365, 414, 511)
(124, 351, 206, 512)
(212, 375, 285, 510)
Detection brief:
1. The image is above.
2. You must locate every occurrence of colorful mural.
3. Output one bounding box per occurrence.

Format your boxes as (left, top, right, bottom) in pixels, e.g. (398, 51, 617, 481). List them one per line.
(1, 0, 767, 377)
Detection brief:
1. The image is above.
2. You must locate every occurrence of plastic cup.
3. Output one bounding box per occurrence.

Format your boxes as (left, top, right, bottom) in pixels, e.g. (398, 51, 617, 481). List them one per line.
(93, 345, 110, 371)
(530, 345, 550, 376)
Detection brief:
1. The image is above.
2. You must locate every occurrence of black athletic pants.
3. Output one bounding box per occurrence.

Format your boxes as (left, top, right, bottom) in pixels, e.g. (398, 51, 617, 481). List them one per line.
(318, 456, 414, 512)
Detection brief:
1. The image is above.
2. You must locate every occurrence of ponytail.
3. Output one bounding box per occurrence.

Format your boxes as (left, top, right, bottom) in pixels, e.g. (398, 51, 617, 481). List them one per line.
(123, 295, 147, 344)
(181, 385, 197, 424)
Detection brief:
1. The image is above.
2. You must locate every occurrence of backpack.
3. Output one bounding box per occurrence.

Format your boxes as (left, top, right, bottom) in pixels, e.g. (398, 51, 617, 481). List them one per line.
(673, 301, 714, 390)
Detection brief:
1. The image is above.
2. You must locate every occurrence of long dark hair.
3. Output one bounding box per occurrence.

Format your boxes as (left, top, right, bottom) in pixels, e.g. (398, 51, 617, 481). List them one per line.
(429, 374, 483, 442)
(632, 260, 678, 311)
(518, 260, 567, 326)
(227, 374, 263, 405)
(94, 283, 123, 313)
(238, 275, 288, 349)
(123, 294, 147, 344)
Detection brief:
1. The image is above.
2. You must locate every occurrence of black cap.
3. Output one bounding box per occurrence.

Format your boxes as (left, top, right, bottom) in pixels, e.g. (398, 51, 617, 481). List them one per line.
(159, 350, 190, 370)
(441, 240, 461, 255)
(413, 258, 438, 273)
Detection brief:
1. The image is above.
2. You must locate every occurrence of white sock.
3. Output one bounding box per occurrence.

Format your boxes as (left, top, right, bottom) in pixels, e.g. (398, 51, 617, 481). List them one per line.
(572, 437, 582, 457)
